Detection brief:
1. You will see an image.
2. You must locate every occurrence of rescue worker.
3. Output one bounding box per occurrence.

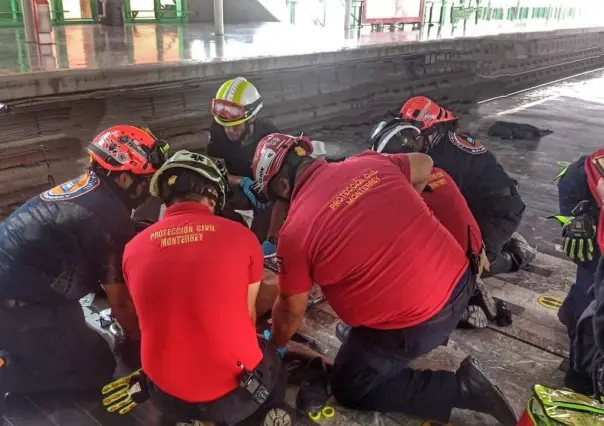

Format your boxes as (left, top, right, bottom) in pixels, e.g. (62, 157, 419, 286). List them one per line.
(552, 150, 603, 339)
(368, 124, 505, 328)
(207, 76, 285, 256)
(122, 150, 287, 425)
(552, 150, 604, 393)
(372, 96, 536, 276)
(0, 125, 168, 394)
(251, 133, 518, 425)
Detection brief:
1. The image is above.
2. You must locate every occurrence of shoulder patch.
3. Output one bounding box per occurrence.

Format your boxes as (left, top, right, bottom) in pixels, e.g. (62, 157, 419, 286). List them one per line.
(449, 132, 487, 155)
(40, 172, 101, 202)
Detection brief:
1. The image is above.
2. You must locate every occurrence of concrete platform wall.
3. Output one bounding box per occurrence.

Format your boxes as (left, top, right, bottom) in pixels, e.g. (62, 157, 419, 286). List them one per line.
(1, 27, 604, 218)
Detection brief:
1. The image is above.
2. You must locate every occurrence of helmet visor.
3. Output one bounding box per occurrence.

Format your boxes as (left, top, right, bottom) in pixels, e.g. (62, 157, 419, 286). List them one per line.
(211, 99, 246, 123)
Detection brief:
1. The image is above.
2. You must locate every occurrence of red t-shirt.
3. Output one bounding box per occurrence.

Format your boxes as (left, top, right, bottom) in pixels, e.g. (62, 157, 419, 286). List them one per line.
(277, 151, 469, 330)
(421, 168, 482, 256)
(122, 202, 264, 402)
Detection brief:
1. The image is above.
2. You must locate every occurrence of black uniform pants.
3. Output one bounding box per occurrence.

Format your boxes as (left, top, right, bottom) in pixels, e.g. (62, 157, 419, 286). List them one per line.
(0, 301, 116, 394)
(478, 186, 526, 276)
(330, 268, 474, 423)
(149, 342, 286, 426)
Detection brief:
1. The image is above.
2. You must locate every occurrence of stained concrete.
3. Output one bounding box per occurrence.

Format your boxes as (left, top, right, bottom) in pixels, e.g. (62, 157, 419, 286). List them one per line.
(4, 62, 603, 426)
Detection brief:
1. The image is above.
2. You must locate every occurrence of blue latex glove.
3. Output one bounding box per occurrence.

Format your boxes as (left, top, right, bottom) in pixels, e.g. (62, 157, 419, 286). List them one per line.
(262, 240, 277, 257)
(263, 330, 286, 359)
(240, 177, 266, 209)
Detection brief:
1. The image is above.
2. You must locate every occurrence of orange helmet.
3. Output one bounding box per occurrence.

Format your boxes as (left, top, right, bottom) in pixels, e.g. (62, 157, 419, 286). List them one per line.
(88, 125, 169, 175)
(399, 96, 457, 131)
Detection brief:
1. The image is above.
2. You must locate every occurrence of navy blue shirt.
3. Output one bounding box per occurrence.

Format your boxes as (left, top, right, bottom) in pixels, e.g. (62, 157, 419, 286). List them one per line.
(0, 171, 136, 305)
(206, 119, 279, 178)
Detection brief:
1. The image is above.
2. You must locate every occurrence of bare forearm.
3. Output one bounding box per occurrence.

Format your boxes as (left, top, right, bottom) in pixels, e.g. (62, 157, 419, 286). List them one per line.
(267, 201, 289, 239)
(413, 180, 429, 193)
(270, 298, 304, 348)
(228, 174, 243, 186)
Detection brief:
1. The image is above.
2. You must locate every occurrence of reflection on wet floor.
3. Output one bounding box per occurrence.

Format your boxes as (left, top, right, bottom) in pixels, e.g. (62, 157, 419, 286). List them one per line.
(0, 17, 601, 75)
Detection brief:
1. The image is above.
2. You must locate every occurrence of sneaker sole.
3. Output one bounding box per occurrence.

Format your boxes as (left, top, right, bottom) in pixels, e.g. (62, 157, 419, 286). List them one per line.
(264, 407, 293, 426)
(474, 278, 498, 320)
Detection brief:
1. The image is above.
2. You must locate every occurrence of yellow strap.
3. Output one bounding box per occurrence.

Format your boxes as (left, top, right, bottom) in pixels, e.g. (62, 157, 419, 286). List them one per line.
(554, 166, 569, 181)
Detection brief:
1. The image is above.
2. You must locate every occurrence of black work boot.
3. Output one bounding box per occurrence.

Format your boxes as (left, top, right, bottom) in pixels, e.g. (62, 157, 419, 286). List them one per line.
(454, 357, 517, 426)
(504, 232, 537, 268)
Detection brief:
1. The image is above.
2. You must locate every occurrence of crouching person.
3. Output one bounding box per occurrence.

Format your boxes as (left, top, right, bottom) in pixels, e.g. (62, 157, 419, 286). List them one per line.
(251, 134, 518, 426)
(122, 151, 287, 425)
(0, 125, 167, 394)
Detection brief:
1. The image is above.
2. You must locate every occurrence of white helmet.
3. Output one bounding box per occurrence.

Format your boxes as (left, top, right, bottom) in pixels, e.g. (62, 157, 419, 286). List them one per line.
(369, 119, 422, 154)
(150, 150, 227, 210)
(211, 77, 263, 127)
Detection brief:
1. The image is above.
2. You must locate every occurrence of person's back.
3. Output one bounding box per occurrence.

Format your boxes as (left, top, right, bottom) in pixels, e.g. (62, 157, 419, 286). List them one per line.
(0, 171, 135, 304)
(124, 204, 263, 402)
(421, 167, 482, 257)
(280, 151, 469, 329)
(0, 124, 169, 395)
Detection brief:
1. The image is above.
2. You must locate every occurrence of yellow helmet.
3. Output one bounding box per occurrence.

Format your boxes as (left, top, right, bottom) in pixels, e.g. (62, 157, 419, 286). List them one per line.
(150, 150, 227, 210)
(211, 77, 263, 127)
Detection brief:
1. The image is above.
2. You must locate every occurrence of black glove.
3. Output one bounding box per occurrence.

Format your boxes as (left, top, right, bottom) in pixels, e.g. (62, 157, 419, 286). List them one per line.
(115, 339, 142, 370)
(549, 200, 597, 263)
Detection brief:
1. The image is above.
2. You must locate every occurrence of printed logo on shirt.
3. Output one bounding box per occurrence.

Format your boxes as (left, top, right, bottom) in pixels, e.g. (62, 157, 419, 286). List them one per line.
(329, 169, 381, 211)
(40, 172, 101, 202)
(449, 132, 487, 155)
(427, 171, 448, 190)
(149, 224, 215, 248)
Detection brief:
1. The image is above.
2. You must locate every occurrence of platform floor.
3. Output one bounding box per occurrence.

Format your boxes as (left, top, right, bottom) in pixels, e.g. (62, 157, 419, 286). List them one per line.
(0, 18, 601, 76)
(4, 70, 604, 425)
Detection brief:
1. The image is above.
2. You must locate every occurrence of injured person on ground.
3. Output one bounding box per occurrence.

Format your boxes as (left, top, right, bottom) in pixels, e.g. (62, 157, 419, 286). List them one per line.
(251, 132, 518, 425)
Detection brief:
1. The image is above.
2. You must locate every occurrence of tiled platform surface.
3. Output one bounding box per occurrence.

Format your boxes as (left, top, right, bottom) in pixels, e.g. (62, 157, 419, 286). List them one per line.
(3, 66, 604, 426)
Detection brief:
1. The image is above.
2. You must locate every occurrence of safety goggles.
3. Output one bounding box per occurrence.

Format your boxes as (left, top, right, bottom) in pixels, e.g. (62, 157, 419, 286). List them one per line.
(211, 99, 247, 122)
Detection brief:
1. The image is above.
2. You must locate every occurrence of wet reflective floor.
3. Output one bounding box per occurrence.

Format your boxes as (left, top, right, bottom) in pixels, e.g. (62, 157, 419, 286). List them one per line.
(0, 18, 599, 75)
(3, 70, 604, 425)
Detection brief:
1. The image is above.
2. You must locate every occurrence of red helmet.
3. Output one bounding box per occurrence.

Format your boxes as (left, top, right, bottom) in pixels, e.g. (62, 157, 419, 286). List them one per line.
(399, 96, 457, 131)
(88, 125, 169, 175)
(252, 133, 314, 195)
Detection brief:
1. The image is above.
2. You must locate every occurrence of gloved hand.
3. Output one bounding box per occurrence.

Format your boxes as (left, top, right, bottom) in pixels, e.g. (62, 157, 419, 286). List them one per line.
(478, 247, 490, 277)
(115, 339, 142, 370)
(549, 201, 596, 263)
(102, 369, 149, 415)
(263, 329, 286, 359)
(240, 177, 267, 209)
(262, 238, 277, 257)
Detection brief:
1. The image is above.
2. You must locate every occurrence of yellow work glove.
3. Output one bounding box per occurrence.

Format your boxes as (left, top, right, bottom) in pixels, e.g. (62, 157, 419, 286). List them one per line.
(101, 369, 149, 415)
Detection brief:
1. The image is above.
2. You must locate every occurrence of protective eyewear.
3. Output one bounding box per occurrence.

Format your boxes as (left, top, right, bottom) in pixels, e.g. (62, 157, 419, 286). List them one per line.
(211, 99, 247, 122)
